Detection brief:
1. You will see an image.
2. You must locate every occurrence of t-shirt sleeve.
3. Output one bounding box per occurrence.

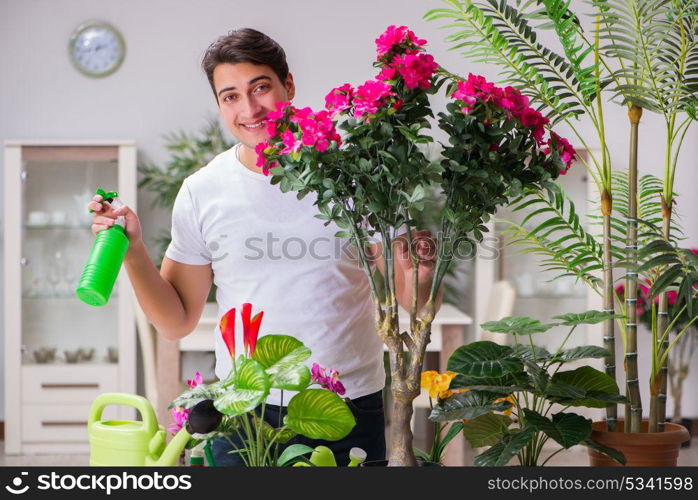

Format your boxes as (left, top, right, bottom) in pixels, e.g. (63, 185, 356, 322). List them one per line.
(164, 179, 212, 265)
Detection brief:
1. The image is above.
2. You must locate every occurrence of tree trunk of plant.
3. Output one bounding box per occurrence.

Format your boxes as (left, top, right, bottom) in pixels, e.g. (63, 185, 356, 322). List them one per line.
(625, 106, 642, 434)
(388, 381, 419, 466)
(601, 190, 620, 433)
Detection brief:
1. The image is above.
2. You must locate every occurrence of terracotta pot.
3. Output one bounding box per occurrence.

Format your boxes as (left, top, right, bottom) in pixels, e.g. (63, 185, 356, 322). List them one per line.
(588, 420, 690, 466)
(666, 418, 694, 448)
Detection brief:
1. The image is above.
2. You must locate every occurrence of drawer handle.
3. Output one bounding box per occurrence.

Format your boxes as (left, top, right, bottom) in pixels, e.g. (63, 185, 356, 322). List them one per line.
(42, 421, 88, 427)
(41, 383, 100, 389)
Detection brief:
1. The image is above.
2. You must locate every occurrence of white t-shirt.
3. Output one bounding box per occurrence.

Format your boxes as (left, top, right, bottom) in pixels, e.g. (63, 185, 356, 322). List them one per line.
(165, 143, 385, 405)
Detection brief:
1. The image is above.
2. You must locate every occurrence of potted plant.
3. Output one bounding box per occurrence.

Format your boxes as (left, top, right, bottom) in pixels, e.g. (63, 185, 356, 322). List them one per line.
(430, 311, 627, 465)
(169, 303, 356, 466)
(425, 0, 697, 464)
(256, 25, 575, 465)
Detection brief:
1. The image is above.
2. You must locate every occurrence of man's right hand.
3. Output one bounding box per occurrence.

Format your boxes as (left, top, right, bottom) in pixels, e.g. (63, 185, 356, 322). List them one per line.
(87, 193, 143, 246)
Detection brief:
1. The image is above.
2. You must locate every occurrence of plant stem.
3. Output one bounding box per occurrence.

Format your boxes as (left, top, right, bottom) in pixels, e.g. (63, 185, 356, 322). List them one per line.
(625, 105, 642, 434)
(541, 447, 566, 466)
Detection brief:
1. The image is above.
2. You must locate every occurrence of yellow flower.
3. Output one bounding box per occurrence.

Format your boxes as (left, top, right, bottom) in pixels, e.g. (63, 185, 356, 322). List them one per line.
(494, 395, 516, 416)
(439, 388, 469, 399)
(421, 370, 458, 399)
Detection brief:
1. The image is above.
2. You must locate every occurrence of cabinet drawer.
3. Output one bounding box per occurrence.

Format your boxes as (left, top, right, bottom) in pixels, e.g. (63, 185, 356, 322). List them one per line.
(21, 403, 119, 443)
(22, 365, 119, 404)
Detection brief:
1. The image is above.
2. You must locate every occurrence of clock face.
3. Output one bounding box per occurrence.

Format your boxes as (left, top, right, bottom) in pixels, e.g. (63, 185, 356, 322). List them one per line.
(69, 22, 125, 77)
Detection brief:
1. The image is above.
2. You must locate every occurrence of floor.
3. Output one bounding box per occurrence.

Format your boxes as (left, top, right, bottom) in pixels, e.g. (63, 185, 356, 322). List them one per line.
(2, 438, 697, 466)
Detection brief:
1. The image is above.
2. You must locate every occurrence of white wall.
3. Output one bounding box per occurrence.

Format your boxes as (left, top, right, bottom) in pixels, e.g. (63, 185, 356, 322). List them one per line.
(1, 0, 696, 420)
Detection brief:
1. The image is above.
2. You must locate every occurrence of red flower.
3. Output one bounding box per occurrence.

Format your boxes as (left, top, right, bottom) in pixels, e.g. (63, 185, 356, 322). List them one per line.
(220, 307, 236, 358)
(241, 303, 264, 357)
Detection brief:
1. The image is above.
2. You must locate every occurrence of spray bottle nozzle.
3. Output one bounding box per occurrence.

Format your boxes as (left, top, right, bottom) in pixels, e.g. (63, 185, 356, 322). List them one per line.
(88, 188, 119, 213)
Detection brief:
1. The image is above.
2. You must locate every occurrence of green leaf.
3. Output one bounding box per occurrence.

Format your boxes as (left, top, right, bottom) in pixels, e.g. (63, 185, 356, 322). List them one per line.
(525, 359, 550, 394)
(552, 310, 615, 326)
(549, 366, 621, 408)
(474, 426, 536, 466)
(582, 438, 626, 465)
(545, 382, 586, 400)
(510, 344, 551, 361)
(169, 381, 224, 409)
(252, 335, 311, 391)
(549, 345, 611, 363)
(213, 359, 271, 416)
(276, 444, 315, 467)
(413, 447, 431, 462)
(450, 372, 531, 393)
(430, 391, 512, 422)
(481, 316, 557, 335)
(523, 409, 591, 448)
(439, 421, 465, 455)
(462, 413, 512, 448)
(447, 341, 523, 377)
(285, 389, 355, 441)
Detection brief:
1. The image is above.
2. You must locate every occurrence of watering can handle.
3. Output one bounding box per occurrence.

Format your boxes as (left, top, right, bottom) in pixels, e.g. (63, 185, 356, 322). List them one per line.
(88, 393, 159, 435)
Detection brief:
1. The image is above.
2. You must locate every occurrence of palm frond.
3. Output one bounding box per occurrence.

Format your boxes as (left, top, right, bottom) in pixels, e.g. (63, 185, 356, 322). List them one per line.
(499, 184, 603, 291)
(538, 0, 601, 103)
(425, 0, 590, 125)
(593, 0, 698, 114)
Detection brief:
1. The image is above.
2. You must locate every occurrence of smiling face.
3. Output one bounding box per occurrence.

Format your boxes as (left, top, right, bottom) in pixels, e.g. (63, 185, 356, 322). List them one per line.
(213, 62, 295, 149)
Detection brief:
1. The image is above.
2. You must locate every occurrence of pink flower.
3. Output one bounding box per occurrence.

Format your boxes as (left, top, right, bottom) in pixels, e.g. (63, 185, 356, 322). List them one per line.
(186, 371, 203, 388)
(325, 83, 354, 117)
(376, 66, 397, 82)
(375, 25, 427, 58)
(391, 51, 438, 90)
(255, 141, 280, 175)
(452, 74, 551, 146)
(281, 129, 302, 155)
(543, 131, 576, 173)
(311, 362, 346, 396)
(353, 79, 396, 119)
(266, 119, 278, 137)
(266, 101, 292, 122)
(290, 106, 314, 124)
(168, 406, 189, 434)
(295, 110, 341, 152)
(255, 141, 271, 168)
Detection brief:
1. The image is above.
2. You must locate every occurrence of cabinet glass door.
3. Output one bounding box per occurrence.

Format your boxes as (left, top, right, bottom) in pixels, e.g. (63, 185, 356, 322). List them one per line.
(21, 146, 120, 366)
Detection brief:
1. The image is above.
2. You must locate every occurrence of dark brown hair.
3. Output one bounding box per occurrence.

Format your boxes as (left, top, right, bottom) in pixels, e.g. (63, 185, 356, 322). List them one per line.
(201, 28, 289, 100)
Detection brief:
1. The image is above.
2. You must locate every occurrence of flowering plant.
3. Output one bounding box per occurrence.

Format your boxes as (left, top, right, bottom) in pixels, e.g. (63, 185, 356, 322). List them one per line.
(432, 311, 627, 466)
(255, 25, 573, 465)
(415, 370, 465, 464)
(169, 303, 355, 466)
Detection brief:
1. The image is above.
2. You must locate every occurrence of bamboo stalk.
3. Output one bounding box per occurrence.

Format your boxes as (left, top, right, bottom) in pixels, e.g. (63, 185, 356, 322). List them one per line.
(625, 105, 642, 434)
(601, 189, 621, 432)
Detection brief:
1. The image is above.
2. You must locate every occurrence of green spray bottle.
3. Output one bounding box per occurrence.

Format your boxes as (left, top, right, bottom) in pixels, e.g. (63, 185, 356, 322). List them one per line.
(76, 188, 129, 306)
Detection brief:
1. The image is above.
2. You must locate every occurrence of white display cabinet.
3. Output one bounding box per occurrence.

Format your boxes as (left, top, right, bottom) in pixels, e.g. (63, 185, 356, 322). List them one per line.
(4, 140, 137, 454)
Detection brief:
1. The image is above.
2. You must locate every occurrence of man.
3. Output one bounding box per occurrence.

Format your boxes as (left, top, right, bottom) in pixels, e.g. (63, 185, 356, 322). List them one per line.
(89, 28, 441, 466)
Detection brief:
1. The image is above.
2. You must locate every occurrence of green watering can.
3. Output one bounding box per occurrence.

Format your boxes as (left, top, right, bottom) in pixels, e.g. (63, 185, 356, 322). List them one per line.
(88, 393, 192, 466)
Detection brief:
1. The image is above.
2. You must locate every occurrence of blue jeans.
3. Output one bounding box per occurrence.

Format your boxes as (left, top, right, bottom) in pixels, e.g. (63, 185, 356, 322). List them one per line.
(211, 390, 386, 466)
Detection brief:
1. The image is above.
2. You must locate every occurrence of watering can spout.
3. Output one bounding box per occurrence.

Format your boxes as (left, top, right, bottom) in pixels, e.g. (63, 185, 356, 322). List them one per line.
(147, 427, 192, 466)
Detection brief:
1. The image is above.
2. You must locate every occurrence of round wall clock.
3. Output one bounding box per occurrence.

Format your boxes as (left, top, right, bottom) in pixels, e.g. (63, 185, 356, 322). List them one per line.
(69, 21, 126, 78)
